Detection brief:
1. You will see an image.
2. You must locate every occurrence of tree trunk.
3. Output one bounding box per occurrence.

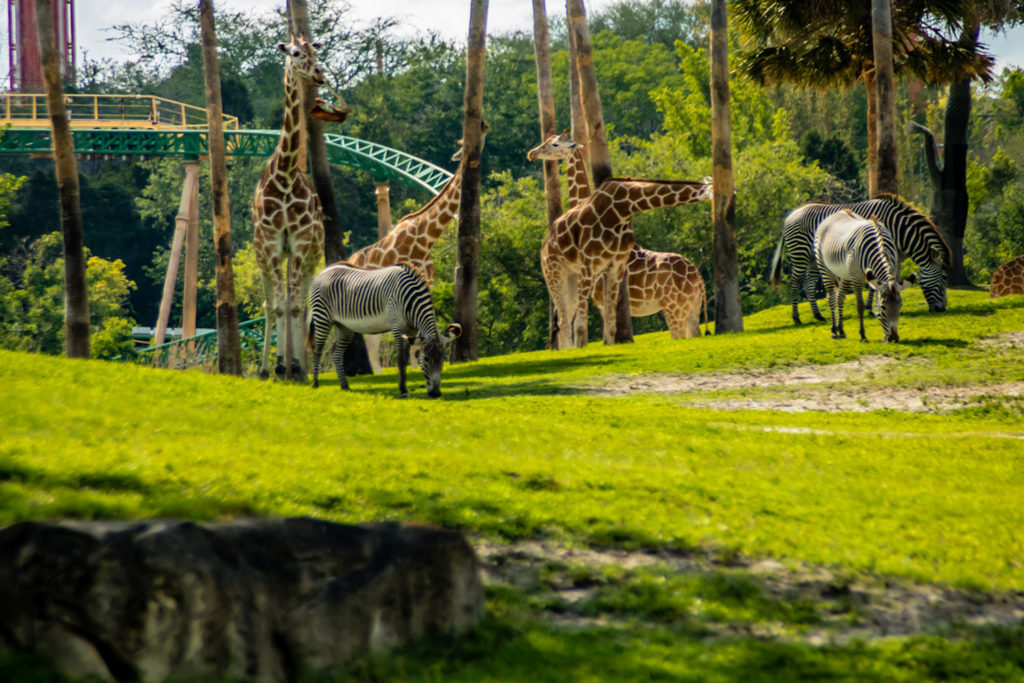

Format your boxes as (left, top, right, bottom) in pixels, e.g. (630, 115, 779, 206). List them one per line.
(940, 77, 972, 285)
(709, 0, 743, 333)
(288, 0, 372, 375)
(872, 0, 899, 196)
(452, 0, 488, 363)
(864, 68, 879, 197)
(199, 0, 242, 375)
(35, 0, 89, 358)
(566, 0, 633, 344)
(532, 0, 562, 349)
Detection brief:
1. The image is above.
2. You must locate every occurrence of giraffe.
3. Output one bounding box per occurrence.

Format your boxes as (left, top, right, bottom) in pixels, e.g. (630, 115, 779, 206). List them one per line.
(990, 255, 1024, 298)
(252, 35, 332, 381)
(345, 120, 490, 287)
(527, 131, 709, 343)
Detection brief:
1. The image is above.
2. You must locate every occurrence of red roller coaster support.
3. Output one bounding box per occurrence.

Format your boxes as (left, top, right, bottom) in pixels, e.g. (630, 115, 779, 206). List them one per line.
(8, 0, 74, 92)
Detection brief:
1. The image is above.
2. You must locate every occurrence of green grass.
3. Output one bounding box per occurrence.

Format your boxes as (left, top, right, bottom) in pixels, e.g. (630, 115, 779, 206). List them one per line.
(2, 288, 1023, 681)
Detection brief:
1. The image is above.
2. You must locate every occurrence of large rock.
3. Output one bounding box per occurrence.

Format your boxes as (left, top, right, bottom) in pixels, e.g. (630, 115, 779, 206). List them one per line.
(0, 517, 483, 681)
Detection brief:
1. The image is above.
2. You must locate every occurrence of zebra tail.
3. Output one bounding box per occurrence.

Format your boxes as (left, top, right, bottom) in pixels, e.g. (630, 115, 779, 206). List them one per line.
(769, 232, 785, 288)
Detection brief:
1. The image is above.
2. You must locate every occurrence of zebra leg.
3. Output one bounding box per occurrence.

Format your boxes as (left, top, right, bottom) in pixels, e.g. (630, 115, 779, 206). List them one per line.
(333, 328, 354, 390)
(309, 314, 330, 389)
(804, 267, 826, 322)
(788, 244, 811, 325)
(393, 327, 410, 398)
(833, 282, 848, 339)
(855, 288, 868, 342)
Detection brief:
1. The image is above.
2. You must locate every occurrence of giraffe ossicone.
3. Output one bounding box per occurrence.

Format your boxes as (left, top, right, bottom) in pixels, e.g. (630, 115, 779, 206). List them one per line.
(251, 34, 332, 381)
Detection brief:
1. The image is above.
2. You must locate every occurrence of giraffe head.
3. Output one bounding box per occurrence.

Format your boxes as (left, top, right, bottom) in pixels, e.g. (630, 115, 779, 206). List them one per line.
(526, 129, 582, 162)
(451, 120, 490, 161)
(278, 35, 326, 87)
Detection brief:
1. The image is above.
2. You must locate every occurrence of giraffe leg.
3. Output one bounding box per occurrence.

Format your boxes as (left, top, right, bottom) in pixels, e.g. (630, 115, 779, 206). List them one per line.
(258, 270, 277, 380)
(571, 272, 589, 348)
(598, 267, 624, 346)
(541, 248, 572, 350)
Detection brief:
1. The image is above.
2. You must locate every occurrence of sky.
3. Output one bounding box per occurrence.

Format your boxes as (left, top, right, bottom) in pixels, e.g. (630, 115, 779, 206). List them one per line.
(6, 0, 1024, 76)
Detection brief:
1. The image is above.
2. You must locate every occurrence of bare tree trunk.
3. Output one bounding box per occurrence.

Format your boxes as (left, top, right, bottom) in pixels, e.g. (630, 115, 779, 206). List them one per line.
(452, 0, 488, 363)
(872, 0, 899, 196)
(566, 7, 586, 149)
(532, 0, 562, 349)
(35, 0, 89, 358)
(566, 0, 633, 344)
(199, 0, 242, 375)
(288, 0, 371, 375)
(709, 0, 743, 333)
(864, 69, 879, 197)
(940, 76, 973, 285)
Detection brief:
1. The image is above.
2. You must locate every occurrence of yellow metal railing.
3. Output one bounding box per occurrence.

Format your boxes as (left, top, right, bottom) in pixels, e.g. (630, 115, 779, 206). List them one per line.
(0, 93, 239, 130)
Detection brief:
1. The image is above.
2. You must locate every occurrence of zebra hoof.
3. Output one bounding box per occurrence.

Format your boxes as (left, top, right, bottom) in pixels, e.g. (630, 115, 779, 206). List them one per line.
(398, 392, 409, 399)
(813, 313, 827, 322)
(831, 333, 846, 340)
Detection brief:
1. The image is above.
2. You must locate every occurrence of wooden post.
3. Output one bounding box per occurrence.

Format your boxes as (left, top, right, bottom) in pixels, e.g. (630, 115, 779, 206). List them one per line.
(153, 166, 198, 347)
(374, 181, 393, 239)
(181, 160, 200, 338)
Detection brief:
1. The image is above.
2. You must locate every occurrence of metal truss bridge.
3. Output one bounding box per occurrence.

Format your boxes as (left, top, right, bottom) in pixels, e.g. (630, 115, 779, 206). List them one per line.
(0, 93, 453, 193)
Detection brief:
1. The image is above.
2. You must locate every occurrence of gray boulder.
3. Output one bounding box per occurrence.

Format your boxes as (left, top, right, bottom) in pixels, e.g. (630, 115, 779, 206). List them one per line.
(0, 517, 483, 681)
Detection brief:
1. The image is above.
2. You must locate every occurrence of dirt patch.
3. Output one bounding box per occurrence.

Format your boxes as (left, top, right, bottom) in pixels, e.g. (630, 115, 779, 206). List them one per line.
(475, 539, 1024, 643)
(584, 354, 1024, 413)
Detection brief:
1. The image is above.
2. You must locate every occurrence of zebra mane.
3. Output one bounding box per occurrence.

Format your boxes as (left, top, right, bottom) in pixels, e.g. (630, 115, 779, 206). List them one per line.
(873, 193, 952, 266)
(865, 214, 895, 283)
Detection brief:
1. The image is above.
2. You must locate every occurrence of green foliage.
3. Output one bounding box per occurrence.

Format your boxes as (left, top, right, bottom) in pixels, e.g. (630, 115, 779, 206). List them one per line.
(0, 172, 26, 232)
(0, 233, 136, 355)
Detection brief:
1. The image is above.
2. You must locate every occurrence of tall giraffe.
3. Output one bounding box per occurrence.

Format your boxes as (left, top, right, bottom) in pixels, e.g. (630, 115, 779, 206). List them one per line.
(346, 120, 489, 286)
(527, 131, 709, 344)
(252, 36, 329, 381)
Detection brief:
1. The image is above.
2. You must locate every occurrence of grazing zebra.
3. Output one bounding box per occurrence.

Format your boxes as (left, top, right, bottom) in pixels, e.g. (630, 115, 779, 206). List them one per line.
(772, 195, 950, 324)
(307, 263, 461, 398)
(814, 210, 914, 343)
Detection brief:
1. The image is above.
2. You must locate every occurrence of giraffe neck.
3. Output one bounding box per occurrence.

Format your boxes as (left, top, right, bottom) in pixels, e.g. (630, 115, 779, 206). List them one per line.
(389, 159, 465, 245)
(271, 69, 308, 176)
(600, 178, 710, 214)
(564, 148, 591, 208)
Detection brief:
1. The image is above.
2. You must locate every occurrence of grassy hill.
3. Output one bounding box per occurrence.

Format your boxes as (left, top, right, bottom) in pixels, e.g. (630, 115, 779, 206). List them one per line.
(2, 289, 1023, 681)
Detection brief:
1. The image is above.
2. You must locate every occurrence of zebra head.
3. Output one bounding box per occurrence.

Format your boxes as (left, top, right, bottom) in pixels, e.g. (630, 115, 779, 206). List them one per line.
(867, 271, 915, 343)
(918, 263, 948, 312)
(416, 323, 462, 398)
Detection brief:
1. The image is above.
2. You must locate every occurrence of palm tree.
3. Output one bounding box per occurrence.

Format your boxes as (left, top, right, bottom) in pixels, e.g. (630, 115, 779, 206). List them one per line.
(532, 0, 563, 348)
(567, 0, 633, 343)
(452, 0, 488, 363)
(199, 0, 243, 375)
(710, 0, 743, 332)
(732, 0, 992, 197)
(35, 0, 89, 358)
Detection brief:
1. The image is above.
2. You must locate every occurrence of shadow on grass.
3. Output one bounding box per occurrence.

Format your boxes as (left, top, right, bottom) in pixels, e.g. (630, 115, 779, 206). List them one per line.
(898, 337, 969, 349)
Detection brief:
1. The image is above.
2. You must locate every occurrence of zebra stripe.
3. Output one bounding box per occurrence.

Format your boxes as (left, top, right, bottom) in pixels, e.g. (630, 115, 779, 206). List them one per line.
(308, 263, 448, 398)
(772, 195, 950, 323)
(814, 210, 905, 343)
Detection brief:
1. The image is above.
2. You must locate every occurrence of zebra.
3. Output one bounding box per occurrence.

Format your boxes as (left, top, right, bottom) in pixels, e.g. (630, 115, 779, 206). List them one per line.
(307, 263, 461, 398)
(771, 195, 951, 324)
(814, 210, 914, 343)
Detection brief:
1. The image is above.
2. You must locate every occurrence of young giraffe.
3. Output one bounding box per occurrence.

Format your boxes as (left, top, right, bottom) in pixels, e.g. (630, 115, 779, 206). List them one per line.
(527, 131, 709, 343)
(252, 36, 332, 381)
(345, 121, 489, 286)
(990, 254, 1024, 298)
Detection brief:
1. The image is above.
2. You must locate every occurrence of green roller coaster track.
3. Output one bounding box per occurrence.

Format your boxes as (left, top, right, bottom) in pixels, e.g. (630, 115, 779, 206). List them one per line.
(0, 127, 454, 194)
